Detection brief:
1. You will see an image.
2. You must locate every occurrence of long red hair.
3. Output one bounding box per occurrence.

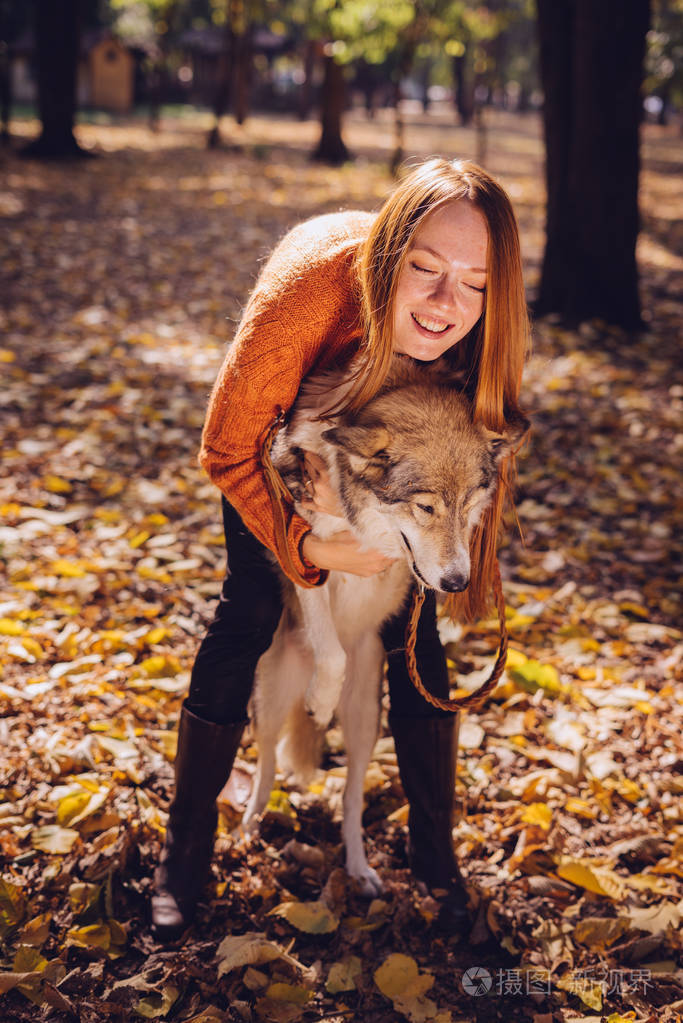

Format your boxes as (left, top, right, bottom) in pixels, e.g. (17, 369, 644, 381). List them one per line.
(343, 158, 530, 621)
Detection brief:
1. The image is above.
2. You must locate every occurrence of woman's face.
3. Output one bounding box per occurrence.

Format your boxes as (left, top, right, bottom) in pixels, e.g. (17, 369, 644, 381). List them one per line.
(392, 199, 488, 361)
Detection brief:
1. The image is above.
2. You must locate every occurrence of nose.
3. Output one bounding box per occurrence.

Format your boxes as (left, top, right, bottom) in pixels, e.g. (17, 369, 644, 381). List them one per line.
(439, 569, 470, 593)
(429, 275, 459, 315)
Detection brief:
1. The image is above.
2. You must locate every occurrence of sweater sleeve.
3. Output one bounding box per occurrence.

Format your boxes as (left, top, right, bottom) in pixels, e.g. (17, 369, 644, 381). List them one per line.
(199, 212, 372, 586)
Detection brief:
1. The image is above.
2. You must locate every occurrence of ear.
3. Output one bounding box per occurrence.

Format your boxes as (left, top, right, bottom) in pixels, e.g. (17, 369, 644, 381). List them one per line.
(323, 423, 391, 458)
(483, 411, 530, 462)
(322, 423, 392, 476)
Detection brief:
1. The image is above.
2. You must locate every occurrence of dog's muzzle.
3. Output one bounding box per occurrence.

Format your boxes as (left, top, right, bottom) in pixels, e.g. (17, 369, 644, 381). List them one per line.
(400, 532, 431, 589)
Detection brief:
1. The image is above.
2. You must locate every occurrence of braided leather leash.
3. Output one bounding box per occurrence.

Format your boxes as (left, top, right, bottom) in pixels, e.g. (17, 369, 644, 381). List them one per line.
(405, 559, 508, 713)
(261, 407, 317, 588)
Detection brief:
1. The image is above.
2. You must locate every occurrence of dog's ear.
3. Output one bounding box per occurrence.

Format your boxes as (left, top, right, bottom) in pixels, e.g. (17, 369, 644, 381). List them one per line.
(483, 411, 530, 463)
(322, 423, 392, 476)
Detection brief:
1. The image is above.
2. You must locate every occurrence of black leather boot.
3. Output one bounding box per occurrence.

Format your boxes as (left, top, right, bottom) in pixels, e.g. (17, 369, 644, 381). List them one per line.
(150, 702, 247, 941)
(389, 713, 470, 931)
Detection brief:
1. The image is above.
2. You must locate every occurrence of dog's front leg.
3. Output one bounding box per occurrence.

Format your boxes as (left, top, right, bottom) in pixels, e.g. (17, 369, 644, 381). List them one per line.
(297, 586, 346, 728)
(338, 632, 384, 898)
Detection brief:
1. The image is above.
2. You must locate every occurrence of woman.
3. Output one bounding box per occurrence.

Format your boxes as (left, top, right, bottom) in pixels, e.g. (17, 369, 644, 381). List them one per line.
(150, 157, 529, 940)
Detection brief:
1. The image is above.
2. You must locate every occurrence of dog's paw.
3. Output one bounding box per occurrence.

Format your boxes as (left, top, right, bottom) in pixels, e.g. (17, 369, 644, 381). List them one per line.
(349, 865, 384, 899)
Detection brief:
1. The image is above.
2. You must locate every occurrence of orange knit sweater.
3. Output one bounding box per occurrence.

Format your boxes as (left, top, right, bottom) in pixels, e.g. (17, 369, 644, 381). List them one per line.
(199, 209, 375, 586)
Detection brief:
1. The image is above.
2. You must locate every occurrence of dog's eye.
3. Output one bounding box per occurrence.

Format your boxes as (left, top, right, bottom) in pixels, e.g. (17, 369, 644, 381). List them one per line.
(416, 502, 434, 515)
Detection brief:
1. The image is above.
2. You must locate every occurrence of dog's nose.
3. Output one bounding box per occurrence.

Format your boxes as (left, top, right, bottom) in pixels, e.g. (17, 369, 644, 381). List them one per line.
(440, 570, 470, 593)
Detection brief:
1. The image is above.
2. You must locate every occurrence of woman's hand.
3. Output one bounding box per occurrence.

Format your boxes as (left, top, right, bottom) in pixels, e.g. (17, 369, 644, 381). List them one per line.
(301, 530, 396, 577)
(300, 451, 345, 518)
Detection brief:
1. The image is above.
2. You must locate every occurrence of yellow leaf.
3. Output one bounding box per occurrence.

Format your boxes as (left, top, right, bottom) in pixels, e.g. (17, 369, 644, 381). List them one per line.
(265, 788, 296, 820)
(269, 900, 339, 934)
(326, 955, 362, 993)
(43, 475, 72, 494)
(143, 513, 170, 527)
(57, 792, 92, 826)
(19, 637, 43, 659)
(50, 559, 86, 578)
(66, 920, 126, 958)
(556, 970, 603, 1011)
(565, 797, 598, 820)
(142, 627, 169, 646)
(140, 655, 179, 678)
(0, 618, 25, 636)
(573, 916, 631, 949)
(13, 945, 47, 973)
(66, 923, 111, 950)
(555, 857, 625, 899)
(505, 647, 527, 669)
(0, 348, 16, 362)
(129, 530, 150, 549)
(374, 953, 419, 998)
(31, 825, 79, 855)
(0, 879, 27, 933)
(137, 986, 179, 1018)
(509, 659, 561, 696)
(265, 983, 312, 1005)
(69, 883, 102, 917)
(18, 913, 51, 948)
(521, 803, 553, 830)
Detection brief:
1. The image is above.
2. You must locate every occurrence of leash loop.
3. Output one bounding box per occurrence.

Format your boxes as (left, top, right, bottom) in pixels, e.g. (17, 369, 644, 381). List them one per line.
(405, 560, 508, 713)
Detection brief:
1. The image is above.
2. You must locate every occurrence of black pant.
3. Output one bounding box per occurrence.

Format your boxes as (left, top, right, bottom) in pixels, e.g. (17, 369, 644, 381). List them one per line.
(186, 498, 452, 725)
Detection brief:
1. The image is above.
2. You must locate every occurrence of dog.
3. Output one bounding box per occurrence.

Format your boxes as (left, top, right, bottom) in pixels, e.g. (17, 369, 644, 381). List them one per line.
(242, 357, 527, 895)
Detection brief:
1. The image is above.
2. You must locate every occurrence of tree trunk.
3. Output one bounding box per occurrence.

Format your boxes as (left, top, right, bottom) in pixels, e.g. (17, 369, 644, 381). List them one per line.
(453, 52, 474, 126)
(298, 38, 317, 121)
(312, 53, 349, 165)
(0, 39, 10, 143)
(208, 22, 233, 149)
(536, 0, 650, 329)
(233, 30, 251, 126)
(23, 0, 88, 159)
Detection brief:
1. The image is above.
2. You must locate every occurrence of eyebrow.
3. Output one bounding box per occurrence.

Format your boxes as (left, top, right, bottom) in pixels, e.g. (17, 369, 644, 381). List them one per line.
(411, 243, 487, 274)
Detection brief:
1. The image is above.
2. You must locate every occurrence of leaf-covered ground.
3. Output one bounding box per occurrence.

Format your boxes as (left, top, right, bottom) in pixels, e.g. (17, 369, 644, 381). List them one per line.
(1, 107, 682, 1023)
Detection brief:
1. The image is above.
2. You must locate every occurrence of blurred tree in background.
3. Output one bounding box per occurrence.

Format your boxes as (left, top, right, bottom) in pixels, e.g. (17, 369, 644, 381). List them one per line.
(3, 0, 680, 328)
(536, 0, 651, 329)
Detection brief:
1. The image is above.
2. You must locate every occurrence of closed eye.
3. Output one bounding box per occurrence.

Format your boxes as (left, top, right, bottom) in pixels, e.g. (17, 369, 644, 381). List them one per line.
(467, 283, 486, 293)
(410, 262, 437, 275)
(416, 502, 434, 515)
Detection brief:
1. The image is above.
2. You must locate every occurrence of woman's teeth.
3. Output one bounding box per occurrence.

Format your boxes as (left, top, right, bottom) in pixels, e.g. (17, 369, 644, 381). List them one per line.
(412, 313, 451, 334)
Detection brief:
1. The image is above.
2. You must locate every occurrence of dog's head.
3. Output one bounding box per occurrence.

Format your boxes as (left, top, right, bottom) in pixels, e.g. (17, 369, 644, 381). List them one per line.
(322, 385, 529, 593)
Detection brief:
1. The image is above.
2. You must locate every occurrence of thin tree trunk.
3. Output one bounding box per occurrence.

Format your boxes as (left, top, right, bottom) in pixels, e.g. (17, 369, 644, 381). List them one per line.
(390, 80, 404, 176)
(0, 39, 10, 143)
(208, 23, 233, 148)
(312, 53, 349, 164)
(298, 38, 317, 121)
(453, 52, 474, 126)
(536, 0, 650, 328)
(233, 30, 251, 126)
(23, 0, 89, 159)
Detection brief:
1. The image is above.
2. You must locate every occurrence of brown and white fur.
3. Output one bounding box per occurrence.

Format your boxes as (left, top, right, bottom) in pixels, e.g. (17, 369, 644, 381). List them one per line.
(242, 357, 527, 895)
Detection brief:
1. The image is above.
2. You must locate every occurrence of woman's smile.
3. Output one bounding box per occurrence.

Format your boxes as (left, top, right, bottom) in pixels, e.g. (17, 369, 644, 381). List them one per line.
(392, 198, 488, 360)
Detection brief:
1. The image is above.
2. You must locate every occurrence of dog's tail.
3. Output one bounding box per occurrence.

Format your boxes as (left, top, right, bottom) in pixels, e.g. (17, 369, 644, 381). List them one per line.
(277, 700, 325, 787)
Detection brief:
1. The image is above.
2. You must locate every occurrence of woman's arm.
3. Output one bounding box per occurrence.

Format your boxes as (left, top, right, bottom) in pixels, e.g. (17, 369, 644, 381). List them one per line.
(199, 211, 375, 586)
